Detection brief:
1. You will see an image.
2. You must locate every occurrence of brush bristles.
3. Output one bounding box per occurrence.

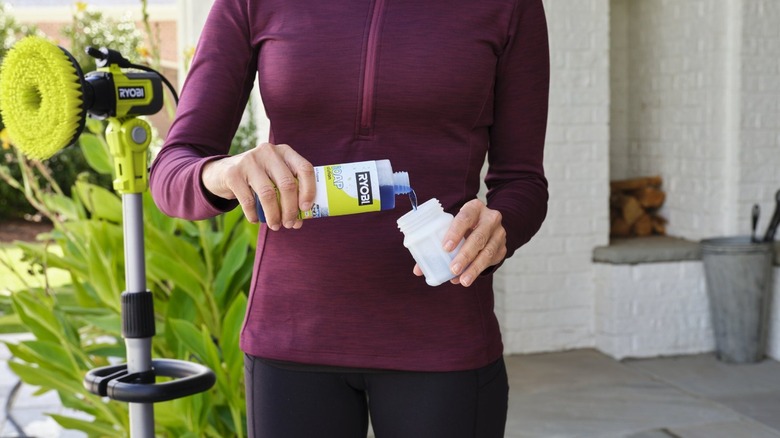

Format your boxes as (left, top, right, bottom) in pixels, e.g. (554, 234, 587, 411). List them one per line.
(0, 36, 84, 160)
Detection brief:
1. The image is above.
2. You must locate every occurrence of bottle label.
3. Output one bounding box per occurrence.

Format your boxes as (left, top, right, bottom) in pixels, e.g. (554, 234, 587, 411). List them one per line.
(302, 160, 381, 219)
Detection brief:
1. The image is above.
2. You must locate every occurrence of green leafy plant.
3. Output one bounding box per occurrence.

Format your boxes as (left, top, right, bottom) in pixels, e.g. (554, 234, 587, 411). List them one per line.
(0, 124, 255, 438)
(62, 2, 143, 73)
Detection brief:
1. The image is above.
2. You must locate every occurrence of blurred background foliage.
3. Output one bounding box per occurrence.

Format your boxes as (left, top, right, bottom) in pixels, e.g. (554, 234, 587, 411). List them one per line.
(0, 1, 260, 436)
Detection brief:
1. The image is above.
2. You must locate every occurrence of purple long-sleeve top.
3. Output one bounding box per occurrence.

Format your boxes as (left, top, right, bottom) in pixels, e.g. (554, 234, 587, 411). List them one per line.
(150, 0, 549, 372)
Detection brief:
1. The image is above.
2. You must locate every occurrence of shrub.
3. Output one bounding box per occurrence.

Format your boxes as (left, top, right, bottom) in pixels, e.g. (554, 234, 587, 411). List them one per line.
(1, 137, 255, 437)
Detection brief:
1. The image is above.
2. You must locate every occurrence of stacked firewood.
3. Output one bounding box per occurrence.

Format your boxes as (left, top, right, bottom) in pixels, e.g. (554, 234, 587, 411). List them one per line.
(610, 176, 667, 237)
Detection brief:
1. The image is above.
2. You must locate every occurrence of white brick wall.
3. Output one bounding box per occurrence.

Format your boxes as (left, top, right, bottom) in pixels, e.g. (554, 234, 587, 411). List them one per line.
(501, 0, 780, 360)
(737, 0, 780, 240)
(594, 262, 713, 360)
(611, 0, 731, 239)
(496, 0, 610, 354)
(596, 262, 780, 362)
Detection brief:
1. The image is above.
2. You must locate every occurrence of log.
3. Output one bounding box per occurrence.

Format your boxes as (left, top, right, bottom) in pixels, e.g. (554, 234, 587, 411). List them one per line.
(609, 175, 667, 237)
(632, 214, 654, 237)
(612, 194, 644, 226)
(651, 215, 667, 235)
(610, 217, 631, 237)
(630, 186, 666, 209)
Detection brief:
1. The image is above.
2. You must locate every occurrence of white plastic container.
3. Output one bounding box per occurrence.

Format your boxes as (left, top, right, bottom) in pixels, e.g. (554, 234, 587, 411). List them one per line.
(397, 198, 465, 286)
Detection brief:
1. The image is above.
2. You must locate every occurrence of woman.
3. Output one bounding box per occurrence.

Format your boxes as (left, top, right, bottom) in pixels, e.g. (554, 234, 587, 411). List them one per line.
(150, 0, 549, 436)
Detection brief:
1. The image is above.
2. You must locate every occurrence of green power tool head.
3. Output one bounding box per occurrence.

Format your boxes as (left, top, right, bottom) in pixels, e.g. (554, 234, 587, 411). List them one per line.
(0, 36, 86, 160)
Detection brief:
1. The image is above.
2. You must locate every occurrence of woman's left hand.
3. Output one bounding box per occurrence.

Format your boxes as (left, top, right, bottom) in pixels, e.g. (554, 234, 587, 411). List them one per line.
(413, 199, 507, 287)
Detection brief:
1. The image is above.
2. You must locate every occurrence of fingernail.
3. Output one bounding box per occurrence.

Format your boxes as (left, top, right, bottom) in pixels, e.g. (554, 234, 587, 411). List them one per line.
(269, 223, 280, 231)
(461, 275, 473, 287)
(284, 221, 294, 229)
(443, 240, 455, 252)
(451, 263, 462, 275)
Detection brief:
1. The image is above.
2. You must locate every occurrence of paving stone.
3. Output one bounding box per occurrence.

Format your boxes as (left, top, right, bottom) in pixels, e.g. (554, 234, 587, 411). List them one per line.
(625, 354, 780, 398)
(668, 420, 780, 438)
(3, 347, 780, 437)
(713, 391, 780, 432)
(506, 380, 740, 438)
(625, 430, 674, 438)
(506, 349, 656, 395)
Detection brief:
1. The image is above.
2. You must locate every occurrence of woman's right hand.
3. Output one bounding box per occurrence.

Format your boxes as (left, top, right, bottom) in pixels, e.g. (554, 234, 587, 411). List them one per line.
(201, 142, 316, 230)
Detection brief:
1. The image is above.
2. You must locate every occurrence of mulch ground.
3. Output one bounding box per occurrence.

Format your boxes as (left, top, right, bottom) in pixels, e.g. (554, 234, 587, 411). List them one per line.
(0, 220, 53, 243)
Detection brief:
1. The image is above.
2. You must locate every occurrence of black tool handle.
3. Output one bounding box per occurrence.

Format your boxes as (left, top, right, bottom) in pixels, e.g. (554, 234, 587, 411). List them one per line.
(752, 204, 761, 242)
(84, 359, 216, 404)
(763, 190, 780, 242)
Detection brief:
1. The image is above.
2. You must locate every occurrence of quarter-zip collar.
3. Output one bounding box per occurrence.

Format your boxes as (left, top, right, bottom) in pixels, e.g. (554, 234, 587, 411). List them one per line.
(358, 0, 387, 138)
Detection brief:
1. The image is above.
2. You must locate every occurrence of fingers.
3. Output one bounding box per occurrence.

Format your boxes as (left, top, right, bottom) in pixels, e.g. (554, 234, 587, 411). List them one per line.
(249, 143, 315, 229)
(447, 200, 506, 287)
(280, 145, 316, 212)
(201, 142, 314, 230)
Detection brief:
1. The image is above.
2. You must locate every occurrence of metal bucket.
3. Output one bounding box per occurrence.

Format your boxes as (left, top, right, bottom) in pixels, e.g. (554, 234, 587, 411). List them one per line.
(701, 236, 774, 363)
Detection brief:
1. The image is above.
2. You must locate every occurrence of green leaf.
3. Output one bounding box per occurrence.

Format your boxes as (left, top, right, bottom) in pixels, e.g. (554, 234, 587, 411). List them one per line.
(0, 313, 24, 334)
(169, 319, 228, 398)
(16, 241, 83, 275)
(221, 294, 246, 387)
(75, 181, 122, 222)
(213, 232, 249, 307)
(85, 117, 106, 135)
(201, 326, 223, 372)
(169, 319, 209, 363)
(41, 193, 83, 221)
(6, 340, 80, 375)
(222, 208, 244, 241)
(79, 313, 122, 336)
(83, 343, 126, 358)
(71, 276, 100, 307)
(51, 414, 121, 436)
(9, 361, 85, 395)
(79, 133, 113, 175)
(146, 226, 207, 278)
(143, 191, 177, 234)
(11, 292, 60, 344)
(147, 253, 205, 305)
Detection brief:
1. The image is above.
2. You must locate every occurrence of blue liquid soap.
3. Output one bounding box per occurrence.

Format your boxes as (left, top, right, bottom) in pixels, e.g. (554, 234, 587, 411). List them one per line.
(255, 159, 411, 222)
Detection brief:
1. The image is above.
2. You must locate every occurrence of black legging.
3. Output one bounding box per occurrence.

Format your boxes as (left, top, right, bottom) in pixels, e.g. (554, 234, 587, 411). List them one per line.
(244, 355, 509, 438)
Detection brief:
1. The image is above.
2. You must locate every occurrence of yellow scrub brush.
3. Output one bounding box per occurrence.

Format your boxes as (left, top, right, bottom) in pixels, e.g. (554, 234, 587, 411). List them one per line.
(0, 36, 87, 160)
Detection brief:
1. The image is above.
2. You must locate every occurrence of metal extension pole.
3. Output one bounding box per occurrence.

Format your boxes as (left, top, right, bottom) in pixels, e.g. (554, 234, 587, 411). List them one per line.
(84, 117, 215, 438)
(122, 193, 154, 438)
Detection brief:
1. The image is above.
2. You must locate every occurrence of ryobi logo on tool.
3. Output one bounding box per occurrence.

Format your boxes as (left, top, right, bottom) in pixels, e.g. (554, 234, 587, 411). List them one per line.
(356, 171, 373, 206)
(118, 87, 145, 100)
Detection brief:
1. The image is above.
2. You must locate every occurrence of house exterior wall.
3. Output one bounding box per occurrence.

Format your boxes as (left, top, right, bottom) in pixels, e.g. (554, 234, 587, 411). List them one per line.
(594, 261, 713, 360)
(602, 0, 780, 360)
(615, 1, 730, 240)
(738, 0, 780, 243)
(11, 0, 779, 360)
(495, 0, 610, 354)
(742, 0, 780, 359)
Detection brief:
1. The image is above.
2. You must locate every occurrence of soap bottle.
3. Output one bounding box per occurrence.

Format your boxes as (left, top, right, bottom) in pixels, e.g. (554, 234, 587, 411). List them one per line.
(255, 159, 411, 222)
(397, 198, 465, 286)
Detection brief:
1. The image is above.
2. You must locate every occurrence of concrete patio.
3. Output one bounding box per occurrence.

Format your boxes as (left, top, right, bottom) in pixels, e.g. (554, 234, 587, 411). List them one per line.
(3, 336, 780, 438)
